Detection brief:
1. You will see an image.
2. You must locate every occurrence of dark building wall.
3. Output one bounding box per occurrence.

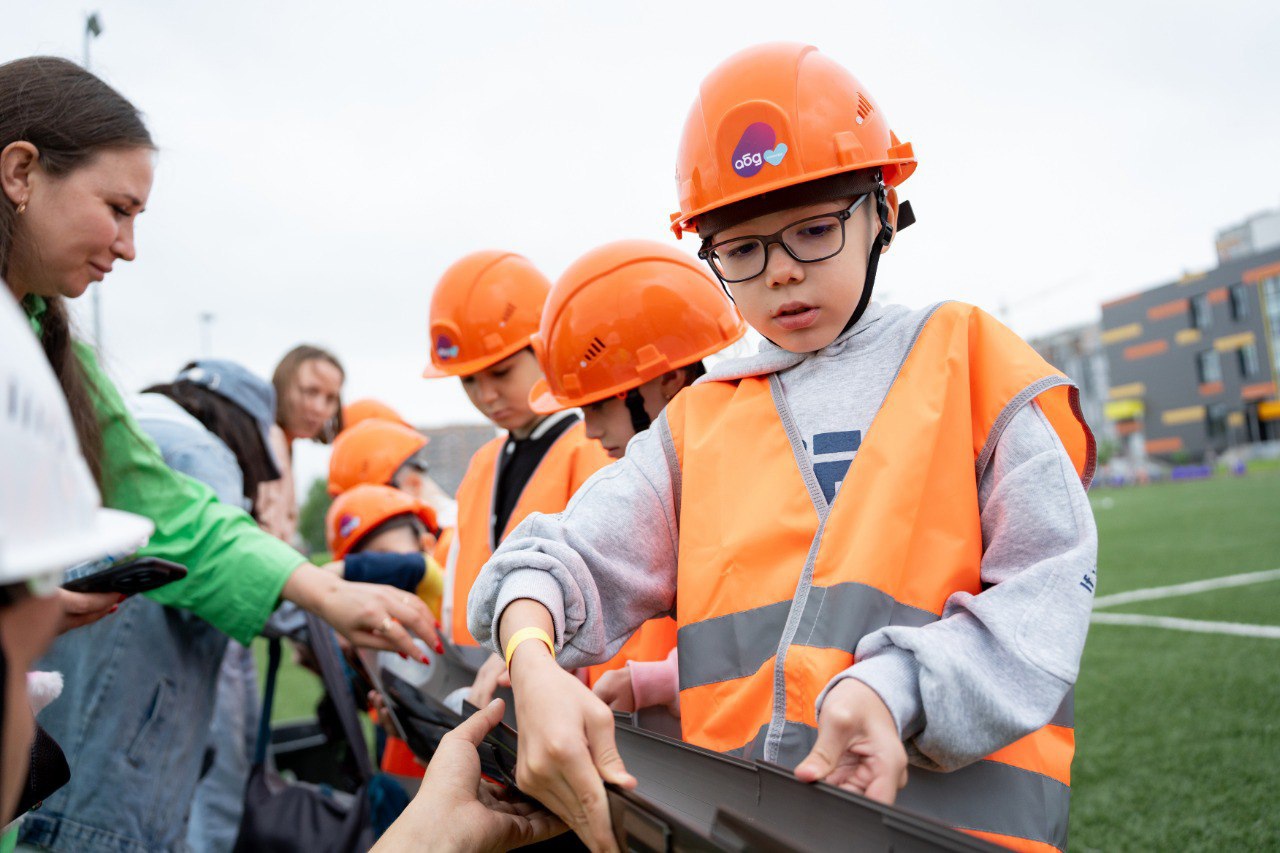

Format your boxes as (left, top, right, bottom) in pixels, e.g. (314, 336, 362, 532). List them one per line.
(1100, 246, 1280, 460)
(417, 423, 499, 495)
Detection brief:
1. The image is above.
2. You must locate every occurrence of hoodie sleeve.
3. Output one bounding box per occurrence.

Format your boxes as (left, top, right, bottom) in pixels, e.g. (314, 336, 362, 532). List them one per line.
(817, 400, 1097, 771)
(467, 416, 680, 666)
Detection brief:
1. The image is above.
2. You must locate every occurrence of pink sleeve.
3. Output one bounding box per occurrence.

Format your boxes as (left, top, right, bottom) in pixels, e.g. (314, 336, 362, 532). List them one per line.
(627, 648, 680, 712)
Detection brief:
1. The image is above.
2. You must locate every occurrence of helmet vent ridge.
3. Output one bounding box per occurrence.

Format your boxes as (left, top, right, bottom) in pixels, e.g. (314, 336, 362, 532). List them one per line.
(500, 302, 517, 325)
(580, 337, 607, 366)
(856, 93, 873, 124)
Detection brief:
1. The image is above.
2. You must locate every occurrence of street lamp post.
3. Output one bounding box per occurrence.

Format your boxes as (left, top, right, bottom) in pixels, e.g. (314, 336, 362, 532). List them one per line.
(84, 13, 103, 351)
(199, 312, 216, 358)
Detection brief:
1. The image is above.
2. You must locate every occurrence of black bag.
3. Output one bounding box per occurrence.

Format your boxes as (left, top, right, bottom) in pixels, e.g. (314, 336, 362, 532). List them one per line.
(233, 613, 377, 853)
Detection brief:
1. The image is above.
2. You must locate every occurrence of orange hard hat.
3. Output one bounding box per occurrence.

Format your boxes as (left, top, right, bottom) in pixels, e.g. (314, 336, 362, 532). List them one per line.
(528, 240, 747, 413)
(670, 42, 916, 238)
(342, 398, 411, 431)
(422, 251, 552, 378)
(328, 419, 428, 496)
(326, 484, 438, 559)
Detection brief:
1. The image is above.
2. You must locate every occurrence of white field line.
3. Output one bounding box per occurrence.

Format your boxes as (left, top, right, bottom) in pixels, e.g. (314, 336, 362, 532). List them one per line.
(1092, 567, 1280, 610)
(1090, 612, 1280, 640)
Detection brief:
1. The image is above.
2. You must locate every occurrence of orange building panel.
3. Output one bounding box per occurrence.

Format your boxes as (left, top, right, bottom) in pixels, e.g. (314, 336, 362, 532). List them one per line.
(1243, 381, 1278, 400)
(1207, 287, 1229, 304)
(1116, 421, 1142, 436)
(1244, 260, 1280, 284)
(1101, 291, 1142, 309)
(1124, 339, 1169, 360)
(1145, 437, 1184, 454)
(1147, 299, 1189, 321)
(1199, 381, 1224, 396)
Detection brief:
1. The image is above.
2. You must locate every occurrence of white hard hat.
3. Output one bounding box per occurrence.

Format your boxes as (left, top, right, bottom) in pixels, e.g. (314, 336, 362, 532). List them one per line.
(0, 287, 153, 591)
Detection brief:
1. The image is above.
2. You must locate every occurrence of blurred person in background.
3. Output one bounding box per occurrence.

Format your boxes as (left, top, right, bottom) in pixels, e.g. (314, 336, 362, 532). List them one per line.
(258, 345, 345, 546)
(0, 55, 438, 852)
(135, 360, 283, 853)
(335, 400, 460, 540)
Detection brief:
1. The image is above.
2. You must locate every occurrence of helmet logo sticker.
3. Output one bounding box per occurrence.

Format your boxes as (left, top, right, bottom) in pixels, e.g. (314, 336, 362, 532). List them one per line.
(339, 514, 361, 538)
(732, 123, 787, 178)
(435, 334, 459, 361)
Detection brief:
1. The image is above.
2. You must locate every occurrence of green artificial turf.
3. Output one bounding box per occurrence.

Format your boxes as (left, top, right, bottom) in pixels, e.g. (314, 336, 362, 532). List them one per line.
(1113, 580, 1280, 626)
(1072, 467, 1280, 850)
(251, 638, 325, 723)
(1087, 467, 1280, 594)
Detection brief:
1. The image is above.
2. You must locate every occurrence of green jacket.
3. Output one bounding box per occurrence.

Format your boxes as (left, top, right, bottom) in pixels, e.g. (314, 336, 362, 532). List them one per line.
(25, 295, 302, 644)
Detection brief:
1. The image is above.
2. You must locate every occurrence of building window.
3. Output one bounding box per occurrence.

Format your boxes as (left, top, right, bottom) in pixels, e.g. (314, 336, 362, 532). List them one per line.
(1230, 284, 1250, 321)
(1190, 293, 1212, 329)
(1197, 349, 1222, 384)
(1239, 343, 1260, 378)
(1207, 403, 1229, 441)
(1264, 276, 1280, 380)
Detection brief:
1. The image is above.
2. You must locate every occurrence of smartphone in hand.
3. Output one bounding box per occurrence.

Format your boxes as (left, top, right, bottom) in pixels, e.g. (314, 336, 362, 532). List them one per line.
(61, 557, 187, 595)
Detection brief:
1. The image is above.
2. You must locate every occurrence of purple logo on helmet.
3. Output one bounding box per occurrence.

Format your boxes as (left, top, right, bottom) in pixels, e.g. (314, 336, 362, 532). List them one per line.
(435, 334, 459, 361)
(732, 122, 778, 178)
(339, 514, 361, 538)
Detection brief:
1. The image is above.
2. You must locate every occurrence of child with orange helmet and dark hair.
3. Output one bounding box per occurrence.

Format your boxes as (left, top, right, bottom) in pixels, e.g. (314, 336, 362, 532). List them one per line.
(422, 251, 619, 705)
(471, 43, 1096, 852)
(527, 238, 746, 711)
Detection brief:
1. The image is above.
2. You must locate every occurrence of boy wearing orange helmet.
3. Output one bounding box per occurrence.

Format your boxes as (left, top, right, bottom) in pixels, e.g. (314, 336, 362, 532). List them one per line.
(471, 43, 1096, 852)
(327, 417, 458, 561)
(421, 251, 613, 695)
(326, 484, 445, 782)
(529, 239, 746, 711)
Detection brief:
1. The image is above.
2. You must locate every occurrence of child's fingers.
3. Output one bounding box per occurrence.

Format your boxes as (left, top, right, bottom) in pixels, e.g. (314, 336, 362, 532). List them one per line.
(862, 766, 902, 805)
(584, 699, 635, 789)
(561, 752, 620, 853)
(794, 718, 853, 782)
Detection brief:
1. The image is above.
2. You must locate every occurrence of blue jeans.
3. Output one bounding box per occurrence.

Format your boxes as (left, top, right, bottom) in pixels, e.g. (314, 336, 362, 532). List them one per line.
(185, 642, 259, 853)
(21, 601, 229, 853)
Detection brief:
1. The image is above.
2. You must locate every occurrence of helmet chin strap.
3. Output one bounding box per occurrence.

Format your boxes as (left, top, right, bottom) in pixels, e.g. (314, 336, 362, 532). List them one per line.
(840, 185, 893, 336)
(624, 387, 652, 434)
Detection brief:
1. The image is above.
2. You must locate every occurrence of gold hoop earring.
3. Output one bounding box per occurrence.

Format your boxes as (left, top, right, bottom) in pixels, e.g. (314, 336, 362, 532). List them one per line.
(15, 200, 27, 215)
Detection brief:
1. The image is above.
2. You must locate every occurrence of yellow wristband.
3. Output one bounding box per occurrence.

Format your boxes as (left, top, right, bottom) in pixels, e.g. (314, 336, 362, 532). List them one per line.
(504, 626, 556, 669)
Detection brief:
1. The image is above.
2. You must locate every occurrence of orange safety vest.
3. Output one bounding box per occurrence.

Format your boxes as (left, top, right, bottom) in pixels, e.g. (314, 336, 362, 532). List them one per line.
(432, 526, 455, 568)
(447, 420, 609, 645)
(664, 303, 1094, 853)
(448, 420, 677, 679)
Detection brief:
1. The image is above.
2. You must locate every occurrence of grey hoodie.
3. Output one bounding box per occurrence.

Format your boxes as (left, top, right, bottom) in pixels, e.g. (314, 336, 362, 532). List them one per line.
(468, 302, 1096, 773)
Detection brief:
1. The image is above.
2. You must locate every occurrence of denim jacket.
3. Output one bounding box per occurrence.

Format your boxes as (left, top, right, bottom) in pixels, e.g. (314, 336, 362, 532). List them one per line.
(22, 396, 247, 853)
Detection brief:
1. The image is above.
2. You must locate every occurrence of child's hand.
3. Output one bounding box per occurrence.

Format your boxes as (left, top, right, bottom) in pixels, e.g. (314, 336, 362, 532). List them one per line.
(466, 652, 511, 707)
(508, 643, 636, 853)
(794, 678, 908, 805)
(591, 668, 635, 712)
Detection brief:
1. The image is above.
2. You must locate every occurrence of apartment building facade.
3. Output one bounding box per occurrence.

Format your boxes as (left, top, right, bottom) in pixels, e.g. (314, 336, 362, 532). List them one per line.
(1100, 245, 1280, 460)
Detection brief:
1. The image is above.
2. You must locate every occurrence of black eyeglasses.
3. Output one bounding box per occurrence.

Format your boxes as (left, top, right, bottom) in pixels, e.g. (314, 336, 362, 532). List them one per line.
(698, 195, 869, 284)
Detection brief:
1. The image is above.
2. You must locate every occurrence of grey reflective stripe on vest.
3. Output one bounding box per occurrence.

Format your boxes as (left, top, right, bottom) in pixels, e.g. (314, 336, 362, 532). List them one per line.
(731, 722, 1069, 851)
(678, 582, 937, 691)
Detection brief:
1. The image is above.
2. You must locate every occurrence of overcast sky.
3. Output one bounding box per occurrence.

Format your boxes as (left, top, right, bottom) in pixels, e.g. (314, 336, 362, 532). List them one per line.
(5, 1, 1279, 486)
